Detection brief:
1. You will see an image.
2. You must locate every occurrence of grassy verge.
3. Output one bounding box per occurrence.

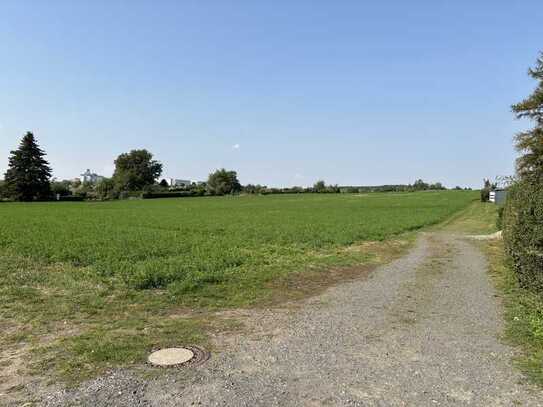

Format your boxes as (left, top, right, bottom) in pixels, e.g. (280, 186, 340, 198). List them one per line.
(485, 240, 543, 386)
(439, 200, 498, 235)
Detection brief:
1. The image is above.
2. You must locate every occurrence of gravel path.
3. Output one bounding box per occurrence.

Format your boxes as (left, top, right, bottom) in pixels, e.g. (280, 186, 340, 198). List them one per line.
(38, 233, 543, 406)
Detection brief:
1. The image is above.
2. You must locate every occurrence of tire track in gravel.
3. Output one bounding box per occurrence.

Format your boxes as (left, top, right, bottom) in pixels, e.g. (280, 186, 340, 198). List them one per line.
(40, 233, 543, 406)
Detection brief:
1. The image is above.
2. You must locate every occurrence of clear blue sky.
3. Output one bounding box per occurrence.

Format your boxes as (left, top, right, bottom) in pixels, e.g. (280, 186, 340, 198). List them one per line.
(1, 1, 541, 188)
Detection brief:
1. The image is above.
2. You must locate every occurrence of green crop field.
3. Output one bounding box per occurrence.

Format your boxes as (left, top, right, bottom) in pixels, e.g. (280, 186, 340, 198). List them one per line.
(0, 190, 476, 382)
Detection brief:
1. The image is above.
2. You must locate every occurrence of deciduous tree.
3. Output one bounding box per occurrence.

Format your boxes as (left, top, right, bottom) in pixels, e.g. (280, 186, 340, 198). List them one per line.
(313, 180, 326, 193)
(113, 149, 162, 191)
(96, 178, 116, 200)
(206, 169, 241, 195)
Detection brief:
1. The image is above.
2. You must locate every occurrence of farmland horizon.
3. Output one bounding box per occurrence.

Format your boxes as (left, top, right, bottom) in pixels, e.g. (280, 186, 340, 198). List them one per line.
(0, 133, 472, 190)
(1, 2, 542, 188)
(3, 2, 543, 404)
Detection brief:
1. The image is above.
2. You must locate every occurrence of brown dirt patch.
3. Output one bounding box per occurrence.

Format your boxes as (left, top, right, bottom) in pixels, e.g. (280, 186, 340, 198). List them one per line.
(265, 238, 412, 305)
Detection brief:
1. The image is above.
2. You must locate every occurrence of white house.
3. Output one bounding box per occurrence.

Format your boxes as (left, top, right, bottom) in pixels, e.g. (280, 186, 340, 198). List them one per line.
(167, 178, 192, 188)
(79, 169, 104, 184)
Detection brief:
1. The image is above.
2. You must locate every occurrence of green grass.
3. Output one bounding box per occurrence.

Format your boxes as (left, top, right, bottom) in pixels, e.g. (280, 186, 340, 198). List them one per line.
(485, 240, 543, 386)
(0, 191, 476, 384)
(1, 191, 477, 300)
(440, 200, 498, 235)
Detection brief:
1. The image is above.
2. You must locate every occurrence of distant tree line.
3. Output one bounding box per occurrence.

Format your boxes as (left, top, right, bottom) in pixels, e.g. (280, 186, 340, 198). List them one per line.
(240, 179, 459, 196)
(242, 180, 340, 195)
(337, 180, 459, 194)
(0, 132, 243, 201)
(0, 132, 463, 202)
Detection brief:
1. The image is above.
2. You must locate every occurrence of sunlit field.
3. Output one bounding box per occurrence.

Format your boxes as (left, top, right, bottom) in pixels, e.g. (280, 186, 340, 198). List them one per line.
(0, 190, 476, 381)
(1, 191, 475, 295)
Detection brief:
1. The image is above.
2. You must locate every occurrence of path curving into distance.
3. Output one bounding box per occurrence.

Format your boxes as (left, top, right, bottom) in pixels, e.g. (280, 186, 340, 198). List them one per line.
(42, 232, 543, 406)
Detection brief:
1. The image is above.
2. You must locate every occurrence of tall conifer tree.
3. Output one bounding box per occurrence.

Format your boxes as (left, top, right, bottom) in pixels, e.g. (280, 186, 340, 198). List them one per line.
(512, 53, 543, 181)
(4, 132, 52, 201)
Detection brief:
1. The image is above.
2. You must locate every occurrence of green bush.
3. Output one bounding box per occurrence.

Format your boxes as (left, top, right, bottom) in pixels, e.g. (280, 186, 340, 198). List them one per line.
(50, 180, 72, 197)
(206, 169, 241, 195)
(496, 206, 505, 230)
(503, 181, 543, 292)
(118, 191, 142, 200)
(95, 178, 116, 200)
(141, 191, 196, 199)
(0, 180, 8, 200)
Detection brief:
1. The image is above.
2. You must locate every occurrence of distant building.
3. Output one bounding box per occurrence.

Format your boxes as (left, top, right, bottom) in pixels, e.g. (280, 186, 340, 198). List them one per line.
(489, 189, 507, 205)
(167, 178, 192, 188)
(79, 169, 104, 184)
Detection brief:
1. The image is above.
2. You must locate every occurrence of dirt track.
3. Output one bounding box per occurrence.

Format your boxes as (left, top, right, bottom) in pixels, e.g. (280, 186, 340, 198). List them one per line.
(37, 232, 543, 406)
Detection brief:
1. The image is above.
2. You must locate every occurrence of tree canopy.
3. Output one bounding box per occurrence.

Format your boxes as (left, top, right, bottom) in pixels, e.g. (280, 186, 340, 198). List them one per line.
(313, 180, 326, 193)
(206, 169, 241, 195)
(113, 149, 162, 191)
(4, 132, 52, 201)
(512, 53, 543, 181)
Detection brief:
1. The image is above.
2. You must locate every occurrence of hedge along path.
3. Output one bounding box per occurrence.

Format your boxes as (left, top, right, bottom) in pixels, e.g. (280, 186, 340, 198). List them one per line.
(502, 180, 543, 292)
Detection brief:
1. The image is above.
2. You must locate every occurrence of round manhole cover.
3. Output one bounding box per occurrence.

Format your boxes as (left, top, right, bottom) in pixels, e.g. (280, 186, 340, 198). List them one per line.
(147, 345, 210, 368)
(148, 347, 194, 367)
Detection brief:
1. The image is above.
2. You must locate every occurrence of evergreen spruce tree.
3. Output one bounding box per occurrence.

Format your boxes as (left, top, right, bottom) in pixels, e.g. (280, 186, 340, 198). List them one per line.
(4, 132, 52, 201)
(512, 53, 543, 181)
